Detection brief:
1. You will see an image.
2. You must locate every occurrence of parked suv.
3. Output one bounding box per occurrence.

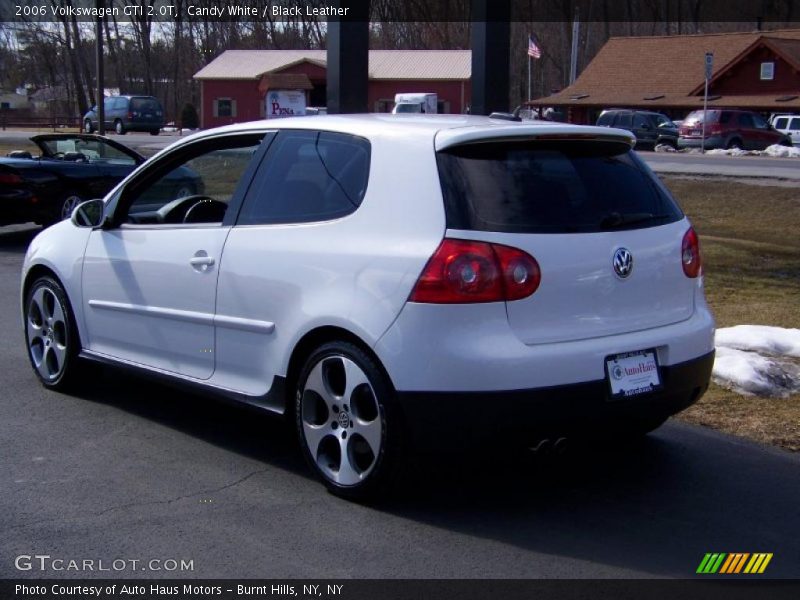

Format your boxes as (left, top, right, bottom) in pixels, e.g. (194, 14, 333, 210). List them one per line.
(770, 114, 800, 146)
(84, 95, 164, 136)
(21, 116, 715, 499)
(678, 109, 790, 150)
(596, 109, 678, 149)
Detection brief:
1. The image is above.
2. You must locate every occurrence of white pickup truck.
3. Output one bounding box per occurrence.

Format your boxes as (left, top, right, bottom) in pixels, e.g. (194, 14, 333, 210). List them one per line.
(392, 93, 438, 114)
(771, 114, 800, 146)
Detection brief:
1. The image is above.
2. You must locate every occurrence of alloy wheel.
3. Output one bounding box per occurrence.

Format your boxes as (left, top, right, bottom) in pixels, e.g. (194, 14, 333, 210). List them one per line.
(27, 286, 69, 382)
(60, 195, 82, 220)
(300, 355, 383, 486)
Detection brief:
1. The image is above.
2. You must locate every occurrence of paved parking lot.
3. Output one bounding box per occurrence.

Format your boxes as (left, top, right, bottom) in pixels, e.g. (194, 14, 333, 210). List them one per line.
(1, 224, 799, 579)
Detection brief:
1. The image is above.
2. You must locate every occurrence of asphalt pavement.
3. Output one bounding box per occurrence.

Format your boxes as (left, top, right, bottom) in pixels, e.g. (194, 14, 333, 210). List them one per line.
(1, 224, 799, 579)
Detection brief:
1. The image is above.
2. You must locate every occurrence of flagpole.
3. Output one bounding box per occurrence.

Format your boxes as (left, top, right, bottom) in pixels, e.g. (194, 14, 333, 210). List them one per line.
(528, 53, 532, 102)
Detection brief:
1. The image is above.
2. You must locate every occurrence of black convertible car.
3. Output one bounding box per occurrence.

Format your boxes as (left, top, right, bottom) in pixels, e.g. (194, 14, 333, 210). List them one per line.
(0, 134, 201, 226)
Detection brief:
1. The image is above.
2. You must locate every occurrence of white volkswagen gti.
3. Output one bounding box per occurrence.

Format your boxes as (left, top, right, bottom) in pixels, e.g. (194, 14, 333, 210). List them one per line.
(21, 115, 715, 499)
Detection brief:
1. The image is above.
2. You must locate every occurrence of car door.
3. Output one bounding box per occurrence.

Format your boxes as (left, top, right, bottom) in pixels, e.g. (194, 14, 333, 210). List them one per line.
(632, 113, 657, 146)
(81, 132, 269, 379)
(736, 113, 757, 149)
(213, 129, 371, 396)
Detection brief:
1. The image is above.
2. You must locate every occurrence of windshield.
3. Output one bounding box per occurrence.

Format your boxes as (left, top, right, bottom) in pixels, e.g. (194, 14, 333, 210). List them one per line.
(395, 103, 421, 113)
(436, 140, 683, 234)
(653, 114, 673, 127)
(38, 138, 138, 165)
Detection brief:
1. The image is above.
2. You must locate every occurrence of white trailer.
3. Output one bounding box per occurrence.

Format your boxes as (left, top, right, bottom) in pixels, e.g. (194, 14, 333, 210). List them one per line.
(392, 93, 438, 114)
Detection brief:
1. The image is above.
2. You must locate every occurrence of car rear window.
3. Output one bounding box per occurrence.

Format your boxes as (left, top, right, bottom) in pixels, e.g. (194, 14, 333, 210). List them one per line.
(131, 97, 161, 112)
(685, 110, 720, 125)
(436, 140, 683, 234)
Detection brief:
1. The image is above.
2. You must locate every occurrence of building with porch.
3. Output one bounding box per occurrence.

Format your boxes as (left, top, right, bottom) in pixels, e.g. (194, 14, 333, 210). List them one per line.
(194, 49, 472, 129)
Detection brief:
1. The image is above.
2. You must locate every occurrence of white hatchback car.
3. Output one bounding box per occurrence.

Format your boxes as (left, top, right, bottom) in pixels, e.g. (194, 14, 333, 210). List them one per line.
(21, 115, 715, 499)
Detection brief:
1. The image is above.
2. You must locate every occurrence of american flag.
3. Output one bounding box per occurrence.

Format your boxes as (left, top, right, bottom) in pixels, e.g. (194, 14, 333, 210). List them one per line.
(528, 34, 542, 59)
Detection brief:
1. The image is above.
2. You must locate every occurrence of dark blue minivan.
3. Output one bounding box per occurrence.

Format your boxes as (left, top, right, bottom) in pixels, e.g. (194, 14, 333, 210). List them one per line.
(83, 95, 164, 136)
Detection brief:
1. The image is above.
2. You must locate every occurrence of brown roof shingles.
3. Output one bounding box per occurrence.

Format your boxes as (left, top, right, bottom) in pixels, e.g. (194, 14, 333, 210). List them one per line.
(535, 29, 800, 110)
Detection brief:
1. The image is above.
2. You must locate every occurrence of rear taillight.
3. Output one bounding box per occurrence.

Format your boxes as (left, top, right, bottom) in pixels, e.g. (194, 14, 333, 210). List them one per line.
(682, 227, 702, 278)
(409, 238, 541, 303)
(705, 123, 722, 135)
(0, 172, 22, 185)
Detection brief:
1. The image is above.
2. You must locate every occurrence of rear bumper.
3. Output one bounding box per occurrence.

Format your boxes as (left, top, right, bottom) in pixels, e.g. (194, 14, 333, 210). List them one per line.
(397, 351, 714, 448)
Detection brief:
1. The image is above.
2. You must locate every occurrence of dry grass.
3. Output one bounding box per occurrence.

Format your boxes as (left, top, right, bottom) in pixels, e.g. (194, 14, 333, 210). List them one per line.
(663, 177, 800, 451)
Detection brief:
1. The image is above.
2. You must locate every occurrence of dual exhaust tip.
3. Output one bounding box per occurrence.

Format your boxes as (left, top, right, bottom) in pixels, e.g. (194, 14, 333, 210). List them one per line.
(529, 437, 569, 456)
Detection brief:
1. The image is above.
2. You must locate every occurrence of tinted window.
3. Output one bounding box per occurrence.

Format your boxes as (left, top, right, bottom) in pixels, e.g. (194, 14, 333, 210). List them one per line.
(685, 110, 720, 125)
(238, 130, 370, 225)
(752, 114, 769, 129)
(616, 113, 632, 127)
(633, 113, 649, 128)
(791, 118, 800, 129)
(775, 117, 789, 129)
(436, 141, 683, 234)
(596, 112, 615, 126)
(131, 97, 161, 112)
(738, 113, 754, 128)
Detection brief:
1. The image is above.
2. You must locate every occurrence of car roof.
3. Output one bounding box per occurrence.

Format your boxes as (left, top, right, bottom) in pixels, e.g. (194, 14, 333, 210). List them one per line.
(170, 114, 635, 152)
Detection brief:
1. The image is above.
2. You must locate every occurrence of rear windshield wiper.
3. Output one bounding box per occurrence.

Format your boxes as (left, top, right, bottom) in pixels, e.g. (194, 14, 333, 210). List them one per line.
(599, 212, 670, 230)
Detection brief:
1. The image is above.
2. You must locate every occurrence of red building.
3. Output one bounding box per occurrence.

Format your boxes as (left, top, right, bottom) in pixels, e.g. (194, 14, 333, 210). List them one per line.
(531, 29, 800, 124)
(194, 50, 472, 129)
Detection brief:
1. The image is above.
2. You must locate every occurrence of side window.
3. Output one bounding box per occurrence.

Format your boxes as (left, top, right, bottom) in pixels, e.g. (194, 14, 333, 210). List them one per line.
(752, 114, 769, 129)
(632, 113, 649, 128)
(719, 112, 732, 124)
(738, 113, 755, 128)
(121, 134, 265, 225)
(616, 113, 632, 127)
(790, 118, 800, 130)
(237, 130, 370, 226)
(774, 117, 788, 129)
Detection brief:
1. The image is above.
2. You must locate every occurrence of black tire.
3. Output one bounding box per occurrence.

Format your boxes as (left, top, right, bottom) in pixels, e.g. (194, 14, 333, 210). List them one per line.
(779, 137, 793, 147)
(295, 341, 404, 501)
(23, 276, 83, 391)
(114, 120, 126, 135)
(83, 119, 94, 134)
(150, 129, 160, 136)
(726, 137, 743, 150)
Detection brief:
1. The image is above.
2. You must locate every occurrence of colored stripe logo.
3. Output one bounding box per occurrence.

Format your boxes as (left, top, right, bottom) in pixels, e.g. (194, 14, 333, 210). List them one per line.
(697, 553, 773, 574)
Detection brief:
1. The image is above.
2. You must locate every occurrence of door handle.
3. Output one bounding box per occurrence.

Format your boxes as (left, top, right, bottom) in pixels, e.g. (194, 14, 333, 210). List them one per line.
(190, 254, 215, 271)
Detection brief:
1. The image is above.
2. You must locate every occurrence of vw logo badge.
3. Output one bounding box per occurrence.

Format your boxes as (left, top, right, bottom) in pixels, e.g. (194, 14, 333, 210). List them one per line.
(613, 248, 633, 279)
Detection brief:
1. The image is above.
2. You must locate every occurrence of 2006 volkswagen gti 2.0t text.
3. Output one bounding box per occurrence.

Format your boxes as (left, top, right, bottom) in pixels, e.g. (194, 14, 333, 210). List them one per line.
(20, 114, 715, 500)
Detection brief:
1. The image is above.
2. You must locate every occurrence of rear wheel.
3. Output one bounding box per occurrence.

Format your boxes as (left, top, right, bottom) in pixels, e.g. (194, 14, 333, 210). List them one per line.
(83, 119, 94, 134)
(115, 120, 125, 135)
(24, 277, 83, 391)
(150, 129, 160, 136)
(296, 341, 403, 500)
(726, 137, 743, 150)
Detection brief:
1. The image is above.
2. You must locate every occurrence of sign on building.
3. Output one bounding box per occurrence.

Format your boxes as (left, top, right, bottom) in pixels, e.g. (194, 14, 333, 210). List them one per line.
(266, 90, 306, 119)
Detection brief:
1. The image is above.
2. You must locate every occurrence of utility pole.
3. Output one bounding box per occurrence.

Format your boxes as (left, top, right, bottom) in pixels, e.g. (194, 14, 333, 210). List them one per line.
(95, 0, 105, 134)
(569, 7, 580, 85)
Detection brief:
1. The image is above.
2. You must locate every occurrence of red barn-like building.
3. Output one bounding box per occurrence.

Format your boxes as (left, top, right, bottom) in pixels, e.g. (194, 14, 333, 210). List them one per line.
(532, 29, 800, 124)
(194, 50, 472, 128)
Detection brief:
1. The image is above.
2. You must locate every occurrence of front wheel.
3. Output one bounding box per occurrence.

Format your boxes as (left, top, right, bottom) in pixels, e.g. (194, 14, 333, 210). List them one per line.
(24, 277, 82, 390)
(150, 129, 160, 136)
(83, 119, 94, 134)
(296, 342, 403, 500)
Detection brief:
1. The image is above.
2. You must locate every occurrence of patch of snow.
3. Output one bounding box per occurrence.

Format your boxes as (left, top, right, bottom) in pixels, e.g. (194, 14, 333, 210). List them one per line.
(762, 144, 800, 158)
(713, 326, 800, 397)
(655, 143, 677, 153)
(716, 325, 800, 358)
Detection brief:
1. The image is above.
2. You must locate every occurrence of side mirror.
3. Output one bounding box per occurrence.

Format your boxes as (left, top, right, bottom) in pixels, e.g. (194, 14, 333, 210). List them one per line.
(71, 199, 105, 228)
